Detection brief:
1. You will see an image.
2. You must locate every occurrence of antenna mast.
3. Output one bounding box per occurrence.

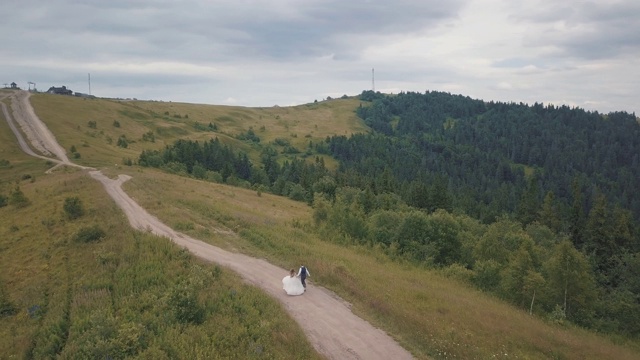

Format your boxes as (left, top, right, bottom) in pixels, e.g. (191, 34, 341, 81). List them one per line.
(88, 73, 91, 95)
(372, 68, 375, 92)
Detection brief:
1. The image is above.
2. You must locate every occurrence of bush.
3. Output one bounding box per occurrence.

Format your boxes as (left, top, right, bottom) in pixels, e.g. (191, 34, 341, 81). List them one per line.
(441, 263, 474, 284)
(168, 285, 204, 324)
(88, 120, 97, 129)
(0, 282, 16, 317)
(113, 120, 121, 128)
(117, 135, 128, 148)
(9, 186, 29, 208)
(142, 131, 155, 142)
(74, 225, 106, 243)
(0, 194, 7, 208)
(63, 196, 84, 219)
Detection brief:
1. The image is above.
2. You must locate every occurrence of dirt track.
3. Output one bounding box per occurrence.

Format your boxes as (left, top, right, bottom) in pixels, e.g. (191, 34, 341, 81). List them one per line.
(3, 90, 414, 360)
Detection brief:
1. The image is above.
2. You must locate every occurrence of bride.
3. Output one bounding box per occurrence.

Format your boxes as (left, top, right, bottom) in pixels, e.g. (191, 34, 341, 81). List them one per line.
(282, 269, 305, 295)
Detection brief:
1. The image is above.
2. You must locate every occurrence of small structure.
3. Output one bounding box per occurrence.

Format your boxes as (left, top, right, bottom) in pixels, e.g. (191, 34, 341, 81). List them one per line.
(10, 82, 17, 89)
(47, 85, 73, 95)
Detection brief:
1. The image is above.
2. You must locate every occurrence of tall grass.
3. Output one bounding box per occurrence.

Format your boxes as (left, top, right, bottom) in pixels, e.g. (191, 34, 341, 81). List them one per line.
(0, 106, 320, 358)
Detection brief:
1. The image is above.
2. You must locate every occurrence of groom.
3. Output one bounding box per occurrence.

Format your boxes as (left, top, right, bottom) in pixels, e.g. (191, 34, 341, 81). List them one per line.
(297, 265, 310, 290)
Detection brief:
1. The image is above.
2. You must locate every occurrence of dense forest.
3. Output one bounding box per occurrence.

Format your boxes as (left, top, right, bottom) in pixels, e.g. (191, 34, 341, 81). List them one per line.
(138, 90, 640, 337)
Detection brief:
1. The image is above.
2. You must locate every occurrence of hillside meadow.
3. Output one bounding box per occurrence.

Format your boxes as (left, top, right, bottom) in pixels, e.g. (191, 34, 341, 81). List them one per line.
(1, 92, 638, 358)
(28, 94, 367, 169)
(116, 166, 640, 359)
(0, 96, 321, 359)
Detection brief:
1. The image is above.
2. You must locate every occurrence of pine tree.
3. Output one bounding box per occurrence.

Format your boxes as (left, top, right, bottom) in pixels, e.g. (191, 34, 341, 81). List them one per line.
(539, 191, 562, 233)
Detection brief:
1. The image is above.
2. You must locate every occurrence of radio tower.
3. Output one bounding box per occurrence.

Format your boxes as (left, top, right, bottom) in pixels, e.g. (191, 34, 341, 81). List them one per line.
(372, 68, 375, 92)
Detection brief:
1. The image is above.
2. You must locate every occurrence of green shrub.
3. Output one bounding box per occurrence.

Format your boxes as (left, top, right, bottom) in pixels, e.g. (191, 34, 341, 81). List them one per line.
(0, 194, 7, 208)
(117, 136, 128, 148)
(0, 282, 16, 317)
(441, 263, 474, 284)
(63, 196, 84, 220)
(141, 131, 155, 142)
(168, 285, 204, 324)
(74, 225, 106, 243)
(9, 186, 29, 208)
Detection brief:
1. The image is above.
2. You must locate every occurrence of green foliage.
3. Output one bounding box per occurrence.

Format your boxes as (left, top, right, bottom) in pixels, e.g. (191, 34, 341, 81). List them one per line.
(191, 162, 207, 179)
(87, 120, 97, 129)
(367, 210, 403, 247)
(193, 121, 216, 132)
(63, 196, 84, 219)
(141, 131, 155, 142)
(543, 240, 597, 324)
(500, 243, 538, 306)
(312, 176, 337, 200)
(168, 284, 205, 324)
(112, 120, 120, 128)
(282, 145, 300, 154)
(74, 225, 106, 243)
(117, 135, 128, 148)
(273, 137, 290, 146)
(0, 194, 7, 208)
(359, 90, 386, 101)
(539, 191, 563, 233)
(9, 186, 29, 208)
(0, 281, 16, 317)
(441, 263, 474, 284)
(237, 128, 260, 143)
(473, 260, 502, 291)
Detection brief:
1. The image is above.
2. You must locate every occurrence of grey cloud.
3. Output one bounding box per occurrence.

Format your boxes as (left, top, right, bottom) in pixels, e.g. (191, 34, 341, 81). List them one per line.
(5, 0, 468, 64)
(510, 1, 640, 59)
(227, 1, 467, 59)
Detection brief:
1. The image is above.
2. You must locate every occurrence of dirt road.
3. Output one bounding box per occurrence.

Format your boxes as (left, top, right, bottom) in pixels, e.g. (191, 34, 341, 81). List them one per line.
(3, 90, 414, 360)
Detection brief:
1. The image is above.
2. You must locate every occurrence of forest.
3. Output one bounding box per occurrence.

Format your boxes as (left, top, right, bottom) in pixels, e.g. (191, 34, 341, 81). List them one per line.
(138, 90, 640, 337)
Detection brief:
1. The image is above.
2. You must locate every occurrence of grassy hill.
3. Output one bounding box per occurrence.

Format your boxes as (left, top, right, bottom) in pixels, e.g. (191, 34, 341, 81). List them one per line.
(2, 92, 639, 359)
(0, 94, 321, 359)
(28, 94, 367, 169)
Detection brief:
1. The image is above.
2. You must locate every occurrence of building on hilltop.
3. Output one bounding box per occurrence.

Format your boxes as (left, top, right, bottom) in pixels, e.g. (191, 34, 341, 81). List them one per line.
(10, 82, 17, 89)
(47, 86, 73, 95)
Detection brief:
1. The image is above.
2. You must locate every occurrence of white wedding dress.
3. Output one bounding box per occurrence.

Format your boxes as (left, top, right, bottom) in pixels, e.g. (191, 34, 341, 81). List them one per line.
(282, 275, 305, 296)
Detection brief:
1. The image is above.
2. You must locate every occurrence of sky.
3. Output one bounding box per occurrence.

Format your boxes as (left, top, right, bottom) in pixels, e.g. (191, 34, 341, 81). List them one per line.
(2, 0, 639, 115)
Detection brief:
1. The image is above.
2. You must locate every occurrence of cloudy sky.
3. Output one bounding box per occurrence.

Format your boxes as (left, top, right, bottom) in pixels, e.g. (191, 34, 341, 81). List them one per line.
(2, 0, 638, 114)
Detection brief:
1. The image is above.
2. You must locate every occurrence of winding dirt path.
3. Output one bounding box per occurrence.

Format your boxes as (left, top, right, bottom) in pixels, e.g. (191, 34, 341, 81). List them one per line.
(3, 90, 413, 360)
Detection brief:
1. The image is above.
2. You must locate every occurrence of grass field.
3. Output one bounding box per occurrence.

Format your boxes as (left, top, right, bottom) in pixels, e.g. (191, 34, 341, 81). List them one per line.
(29, 94, 367, 169)
(0, 95, 321, 359)
(2, 92, 639, 359)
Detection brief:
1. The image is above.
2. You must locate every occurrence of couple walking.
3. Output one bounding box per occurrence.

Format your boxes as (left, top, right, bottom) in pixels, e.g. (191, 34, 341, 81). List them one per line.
(282, 265, 310, 296)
